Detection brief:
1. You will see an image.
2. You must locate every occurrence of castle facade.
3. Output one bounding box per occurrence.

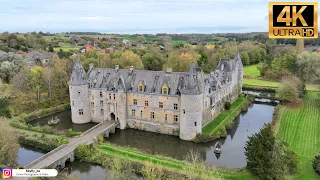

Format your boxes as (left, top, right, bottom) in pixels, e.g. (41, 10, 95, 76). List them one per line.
(68, 52, 243, 141)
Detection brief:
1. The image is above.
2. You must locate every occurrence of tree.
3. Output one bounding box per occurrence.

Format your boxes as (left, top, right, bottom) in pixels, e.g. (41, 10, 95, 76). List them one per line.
(136, 36, 146, 43)
(296, 39, 304, 53)
(164, 49, 199, 72)
(48, 46, 54, 52)
(0, 121, 20, 166)
(105, 158, 135, 180)
(29, 66, 44, 101)
(296, 51, 320, 83)
(245, 123, 297, 179)
(276, 79, 299, 103)
(142, 52, 165, 71)
(113, 50, 143, 69)
(43, 67, 53, 100)
(241, 52, 250, 66)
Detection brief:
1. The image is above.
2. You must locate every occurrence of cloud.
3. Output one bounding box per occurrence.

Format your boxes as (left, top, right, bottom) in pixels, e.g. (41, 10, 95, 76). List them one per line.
(0, 0, 281, 33)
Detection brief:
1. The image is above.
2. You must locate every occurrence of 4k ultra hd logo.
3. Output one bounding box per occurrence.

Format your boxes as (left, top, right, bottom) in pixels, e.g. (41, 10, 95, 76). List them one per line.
(269, 2, 318, 38)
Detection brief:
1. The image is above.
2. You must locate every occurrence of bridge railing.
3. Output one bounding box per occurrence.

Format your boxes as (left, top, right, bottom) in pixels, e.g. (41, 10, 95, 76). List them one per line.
(25, 144, 68, 168)
(81, 121, 105, 136)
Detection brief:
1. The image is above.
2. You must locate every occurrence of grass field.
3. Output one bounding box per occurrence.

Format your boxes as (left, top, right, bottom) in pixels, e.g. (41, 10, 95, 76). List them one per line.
(276, 92, 320, 179)
(97, 143, 255, 179)
(243, 78, 320, 91)
(244, 65, 260, 78)
(202, 98, 246, 136)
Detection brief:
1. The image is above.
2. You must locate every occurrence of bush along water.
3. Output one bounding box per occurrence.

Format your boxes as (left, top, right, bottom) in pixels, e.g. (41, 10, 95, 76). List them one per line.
(313, 154, 320, 176)
(18, 132, 68, 152)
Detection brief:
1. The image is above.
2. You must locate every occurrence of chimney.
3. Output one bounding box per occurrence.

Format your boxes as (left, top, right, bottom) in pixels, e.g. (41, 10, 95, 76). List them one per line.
(166, 67, 172, 73)
(115, 65, 119, 71)
(130, 65, 134, 72)
(89, 63, 94, 71)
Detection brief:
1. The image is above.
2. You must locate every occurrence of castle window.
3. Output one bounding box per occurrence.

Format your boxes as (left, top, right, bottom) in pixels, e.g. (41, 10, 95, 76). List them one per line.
(109, 93, 111, 99)
(132, 109, 136, 117)
(174, 103, 178, 110)
(113, 94, 116, 100)
(174, 115, 178, 122)
(100, 100, 103, 106)
(145, 101, 149, 106)
(163, 88, 168, 94)
(165, 114, 167, 121)
(133, 99, 137, 105)
(140, 111, 143, 118)
(159, 102, 163, 109)
(101, 109, 104, 115)
(195, 122, 197, 126)
(91, 102, 94, 108)
(100, 92, 102, 97)
(183, 109, 185, 114)
(138, 81, 145, 92)
(162, 83, 169, 94)
(79, 109, 83, 115)
(150, 112, 154, 119)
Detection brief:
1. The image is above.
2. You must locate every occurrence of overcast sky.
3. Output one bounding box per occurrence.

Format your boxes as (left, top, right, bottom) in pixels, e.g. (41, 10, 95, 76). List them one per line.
(1, 0, 318, 33)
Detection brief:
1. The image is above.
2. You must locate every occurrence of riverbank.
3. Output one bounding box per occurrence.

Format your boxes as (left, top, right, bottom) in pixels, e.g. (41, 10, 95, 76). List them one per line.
(199, 97, 249, 142)
(76, 142, 255, 180)
(275, 92, 320, 179)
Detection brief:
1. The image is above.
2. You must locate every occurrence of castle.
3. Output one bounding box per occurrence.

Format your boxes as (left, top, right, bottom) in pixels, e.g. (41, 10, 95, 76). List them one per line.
(68, 51, 243, 141)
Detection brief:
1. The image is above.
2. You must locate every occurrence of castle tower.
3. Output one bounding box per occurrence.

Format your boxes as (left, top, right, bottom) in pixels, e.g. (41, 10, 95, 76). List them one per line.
(179, 63, 204, 141)
(68, 60, 91, 124)
(235, 51, 243, 94)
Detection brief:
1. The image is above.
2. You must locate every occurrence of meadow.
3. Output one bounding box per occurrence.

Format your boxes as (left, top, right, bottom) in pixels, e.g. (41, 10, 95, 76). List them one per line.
(244, 65, 260, 78)
(276, 92, 320, 179)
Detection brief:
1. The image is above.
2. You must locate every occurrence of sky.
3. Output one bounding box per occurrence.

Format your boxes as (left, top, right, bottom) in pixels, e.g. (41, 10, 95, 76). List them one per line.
(0, 0, 319, 34)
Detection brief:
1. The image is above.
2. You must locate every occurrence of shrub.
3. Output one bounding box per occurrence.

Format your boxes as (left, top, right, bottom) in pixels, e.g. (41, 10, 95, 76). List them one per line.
(192, 134, 217, 143)
(224, 102, 231, 110)
(313, 154, 320, 176)
(276, 79, 299, 103)
(75, 144, 94, 161)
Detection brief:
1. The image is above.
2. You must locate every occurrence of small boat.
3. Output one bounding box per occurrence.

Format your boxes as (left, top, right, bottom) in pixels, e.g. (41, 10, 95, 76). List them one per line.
(214, 143, 221, 154)
(48, 116, 60, 125)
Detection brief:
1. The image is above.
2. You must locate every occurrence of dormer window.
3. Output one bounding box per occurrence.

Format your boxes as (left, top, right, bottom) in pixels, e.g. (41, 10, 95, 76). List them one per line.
(162, 83, 169, 94)
(138, 80, 145, 92)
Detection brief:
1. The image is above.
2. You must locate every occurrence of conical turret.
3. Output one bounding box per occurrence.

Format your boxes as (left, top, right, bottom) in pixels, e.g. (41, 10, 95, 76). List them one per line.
(69, 60, 88, 85)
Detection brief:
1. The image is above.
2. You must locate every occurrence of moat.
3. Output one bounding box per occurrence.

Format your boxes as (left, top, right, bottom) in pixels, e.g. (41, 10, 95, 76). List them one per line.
(18, 95, 275, 179)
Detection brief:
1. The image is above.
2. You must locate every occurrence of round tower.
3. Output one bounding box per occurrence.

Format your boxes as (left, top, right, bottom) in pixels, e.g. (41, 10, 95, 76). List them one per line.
(68, 60, 91, 124)
(179, 62, 203, 141)
(179, 93, 203, 141)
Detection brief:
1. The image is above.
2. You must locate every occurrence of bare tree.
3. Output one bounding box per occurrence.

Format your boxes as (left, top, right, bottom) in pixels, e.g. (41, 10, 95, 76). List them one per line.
(43, 66, 53, 100)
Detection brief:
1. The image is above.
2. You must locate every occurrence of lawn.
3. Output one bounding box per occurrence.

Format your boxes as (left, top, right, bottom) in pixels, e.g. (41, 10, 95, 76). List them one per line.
(202, 97, 246, 136)
(243, 78, 320, 91)
(276, 92, 320, 179)
(244, 65, 260, 78)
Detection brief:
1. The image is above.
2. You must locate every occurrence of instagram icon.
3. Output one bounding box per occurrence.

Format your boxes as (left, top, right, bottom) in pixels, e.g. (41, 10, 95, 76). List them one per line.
(2, 168, 12, 179)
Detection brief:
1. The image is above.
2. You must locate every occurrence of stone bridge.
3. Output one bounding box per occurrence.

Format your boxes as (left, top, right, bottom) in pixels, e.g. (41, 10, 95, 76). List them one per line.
(24, 120, 118, 170)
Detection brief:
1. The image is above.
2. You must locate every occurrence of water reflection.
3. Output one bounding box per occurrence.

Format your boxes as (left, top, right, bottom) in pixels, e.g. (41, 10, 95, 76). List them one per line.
(17, 144, 46, 166)
(28, 111, 97, 132)
(107, 104, 275, 168)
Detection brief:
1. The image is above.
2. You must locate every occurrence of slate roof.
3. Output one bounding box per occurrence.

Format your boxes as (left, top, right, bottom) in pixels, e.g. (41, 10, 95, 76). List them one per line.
(85, 62, 203, 95)
(68, 60, 88, 85)
(205, 51, 243, 90)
